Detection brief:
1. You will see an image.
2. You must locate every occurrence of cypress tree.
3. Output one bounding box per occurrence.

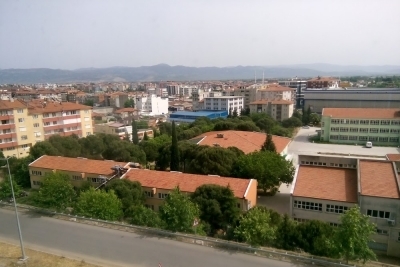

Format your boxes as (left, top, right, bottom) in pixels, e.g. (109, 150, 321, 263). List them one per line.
(261, 133, 277, 153)
(131, 119, 139, 145)
(170, 121, 179, 171)
(143, 132, 149, 141)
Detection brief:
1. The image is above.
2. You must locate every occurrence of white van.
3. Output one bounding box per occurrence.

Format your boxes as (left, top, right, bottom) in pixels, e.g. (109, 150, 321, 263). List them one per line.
(366, 142, 373, 148)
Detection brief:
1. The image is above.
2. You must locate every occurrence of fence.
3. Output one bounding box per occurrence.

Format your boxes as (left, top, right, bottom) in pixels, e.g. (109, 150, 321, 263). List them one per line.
(0, 201, 356, 267)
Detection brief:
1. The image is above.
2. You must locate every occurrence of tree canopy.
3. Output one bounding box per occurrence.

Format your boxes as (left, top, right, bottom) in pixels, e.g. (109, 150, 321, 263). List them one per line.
(261, 134, 277, 153)
(105, 179, 145, 212)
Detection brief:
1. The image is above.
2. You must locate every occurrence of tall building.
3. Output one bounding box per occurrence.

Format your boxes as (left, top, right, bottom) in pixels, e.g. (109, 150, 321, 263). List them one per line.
(249, 99, 294, 121)
(278, 80, 307, 108)
(203, 95, 244, 115)
(307, 76, 340, 89)
(166, 83, 180, 96)
(0, 98, 93, 158)
(135, 94, 168, 116)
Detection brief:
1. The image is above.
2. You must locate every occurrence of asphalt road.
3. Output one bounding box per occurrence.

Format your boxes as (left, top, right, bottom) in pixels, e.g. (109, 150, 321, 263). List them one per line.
(0, 208, 300, 267)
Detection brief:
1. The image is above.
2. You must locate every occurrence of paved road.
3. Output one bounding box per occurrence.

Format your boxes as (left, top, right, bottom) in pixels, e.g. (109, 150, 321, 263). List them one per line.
(288, 127, 400, 162)
(0, 209, 300, 267)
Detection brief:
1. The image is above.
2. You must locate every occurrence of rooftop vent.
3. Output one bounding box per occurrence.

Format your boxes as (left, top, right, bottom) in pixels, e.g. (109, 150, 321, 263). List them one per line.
(216, 133, 224, 138)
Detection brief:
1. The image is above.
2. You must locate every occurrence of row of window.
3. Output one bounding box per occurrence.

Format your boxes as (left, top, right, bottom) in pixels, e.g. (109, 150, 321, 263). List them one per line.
(293, 200, 323, 211)
(331, 119, 399, 125)
(367, 209, 391, 219)
(326, 205, 349, 214)
(300, 161, 356, 168)
(330, 135, 399, 142)
(330, 127, 400, 134)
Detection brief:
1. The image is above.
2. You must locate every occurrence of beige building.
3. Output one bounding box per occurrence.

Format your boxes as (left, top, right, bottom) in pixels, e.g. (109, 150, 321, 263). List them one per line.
(28, 155, 258, 212)
(0, 99, 93, 158)
(291, 155, 400, 257)
(94, 122, 153, 141)
(249, 99, 294, 121)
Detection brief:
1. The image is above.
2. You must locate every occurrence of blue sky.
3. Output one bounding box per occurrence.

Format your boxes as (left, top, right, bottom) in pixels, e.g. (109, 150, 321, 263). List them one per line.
(0, 0, 399, 69)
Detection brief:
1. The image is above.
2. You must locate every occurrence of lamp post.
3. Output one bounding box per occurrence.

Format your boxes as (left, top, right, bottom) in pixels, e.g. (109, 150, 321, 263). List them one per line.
(1, 157, 28, 261)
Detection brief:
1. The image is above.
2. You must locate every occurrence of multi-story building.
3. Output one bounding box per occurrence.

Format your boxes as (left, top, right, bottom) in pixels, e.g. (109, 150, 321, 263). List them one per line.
(320, 108, 400, 146)
(249, 99, 294, 121)
(28, 155, 258, 212)
(106, 92, 129, 108)
(135, 94, 168, 116)
(166, 83, 180, 96)
(203, 96, 244, 115)
(307, 76, 340, 89)
(0, 98, 93, 158)
(291, 155, 400, 257)
(303, 88, 400, 113)
(94, 122, 153, 142)
(278, 80, 307, 108)
(232, 85, 257, 109)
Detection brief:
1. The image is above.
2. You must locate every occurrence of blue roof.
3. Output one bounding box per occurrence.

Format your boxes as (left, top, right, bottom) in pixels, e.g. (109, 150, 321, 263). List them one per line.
(171, 110, 227, 116)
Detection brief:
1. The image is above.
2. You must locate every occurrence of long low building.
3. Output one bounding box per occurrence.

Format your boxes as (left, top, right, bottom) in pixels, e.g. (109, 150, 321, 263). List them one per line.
(320, 107, 400, 146)
(28, 155, 257, 212)
(169, 110, 228, 123)
(291, 155, 400, 257)
(303, 88, 400, 114)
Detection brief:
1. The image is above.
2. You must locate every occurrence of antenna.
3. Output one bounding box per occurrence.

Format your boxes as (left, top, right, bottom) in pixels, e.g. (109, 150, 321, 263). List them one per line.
(254, 70, 256, 84)
(263, 71, 265, 85)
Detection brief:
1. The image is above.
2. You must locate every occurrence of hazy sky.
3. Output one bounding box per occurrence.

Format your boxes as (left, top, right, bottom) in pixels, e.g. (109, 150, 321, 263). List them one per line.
(1, 0, 399, 69)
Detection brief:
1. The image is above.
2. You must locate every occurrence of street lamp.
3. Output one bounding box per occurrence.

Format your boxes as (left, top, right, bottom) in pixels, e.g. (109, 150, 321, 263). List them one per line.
(1, 157, 28, 261)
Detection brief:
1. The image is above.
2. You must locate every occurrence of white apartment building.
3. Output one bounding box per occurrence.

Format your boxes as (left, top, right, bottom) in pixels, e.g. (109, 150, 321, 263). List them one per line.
(166, 84, 180, 96)
(180, 86, 197, 97)
(203, 96, 244, 115)
(135, 94, 169, 116)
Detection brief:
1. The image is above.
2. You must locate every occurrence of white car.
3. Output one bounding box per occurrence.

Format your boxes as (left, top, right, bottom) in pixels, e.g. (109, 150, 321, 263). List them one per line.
(366, 142, 373, 148)
(302, 126, 310, 129)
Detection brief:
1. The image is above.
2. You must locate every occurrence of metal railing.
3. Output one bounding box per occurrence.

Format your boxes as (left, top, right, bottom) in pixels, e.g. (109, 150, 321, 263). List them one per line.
(0, 201, 381, 267)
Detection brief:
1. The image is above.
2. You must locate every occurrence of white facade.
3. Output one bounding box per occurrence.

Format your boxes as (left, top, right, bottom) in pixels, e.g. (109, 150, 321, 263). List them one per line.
(135, 94, 169, 116)
(192, 88, 211, 111)
(180, 86, 197, 97)
(156, 88, 168, 97)
(203, 96, 244, 115)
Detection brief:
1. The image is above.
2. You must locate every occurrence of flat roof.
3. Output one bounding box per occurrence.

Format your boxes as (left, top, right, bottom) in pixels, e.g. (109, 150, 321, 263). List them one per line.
(359, 160, 400, 199)
(171, 110, 227, 116)
(123, 168, 255, 199)
(29, 155, 129, 176)
(322, 108, 400, 119)
(293, 166, 358, 203)
(192, 130, 291, 154)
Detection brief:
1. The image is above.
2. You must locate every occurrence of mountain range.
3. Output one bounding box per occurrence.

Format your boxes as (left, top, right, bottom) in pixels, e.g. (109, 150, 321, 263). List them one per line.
(0, 63, 399, 84)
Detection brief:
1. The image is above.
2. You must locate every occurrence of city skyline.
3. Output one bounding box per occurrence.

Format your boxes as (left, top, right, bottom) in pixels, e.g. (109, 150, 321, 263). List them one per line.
(1, 0, 400, 69)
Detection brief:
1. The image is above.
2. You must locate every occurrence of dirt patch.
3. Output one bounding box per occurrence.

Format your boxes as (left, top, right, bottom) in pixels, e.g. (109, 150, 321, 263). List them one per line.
(0, 242, 102, 267)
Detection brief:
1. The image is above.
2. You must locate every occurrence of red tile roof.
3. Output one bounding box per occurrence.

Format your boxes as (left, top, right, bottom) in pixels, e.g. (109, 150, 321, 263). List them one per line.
(386, 154, 400, 161)
(250, 99, 293, 105)
(193, 130, 291, 154)
(123, 169, 255, 198)
(115, 108, 138, 114)
(322, 108, 400, 119)
(29, 155, 129, 176)
(0, 99, 27, 110)
(293, 166, 358, 203)
(359, 160, 400, 199)
(308, 77, 339, 82)
(27, 100, 92, 114)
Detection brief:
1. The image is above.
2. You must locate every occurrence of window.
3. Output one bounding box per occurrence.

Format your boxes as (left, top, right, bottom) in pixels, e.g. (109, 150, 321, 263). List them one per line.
(360, 120, 369, 125)
(331, 119, 340, 124)
(33, 123, 40, 128)
(19, 126, 26, 132)
(359, 136, 368, 141)
(44, 122, 50, 126)
(359, 128, 369, 133)
(31, 170, 42, 176)
(391, 120, 400, 125)
(367, 209, 390, 219)
(21, 144, 29, 148)
(349, 128, 359, 133)
(84, 117, 90, 122)
(90, 177, 105, 183)
(380, 128, 390, 133)
(376, 229, 388, 235)
(71, 111, 77, 115)
(330, 223, 339, 227)
(33, 114, 38, 119)
(339, 127, 348, 132)
(52, 121, 57, 125)
(33, 181, 42, 186)
(339, 135, 348, 140)
(158, 193, 169, 199)
(380, 120, 391, 125)
(6, 147, 15, 151)
(369, 128, 379, 133)
(18, 118, 24, 123)
(293, 200, 322, 211)
(144, 191, 154, 198)
(330, 127, 339, 132)
(349, 120, 359, 124)
(390, 129, 400, 134)
(17, 109, 23, 113)
(379, 137, 389, 142)
(330, 135, 339, 140)
(326, 204, 348, 214)
(369, 136, 378, 141)
(293, 218, 309, 223)
(237, 203, 241, 208)
(389, 137, 399, 142)
(340, 119, 349, 124)
(398, 232, 400, 242)
(21, 135, 27, 140)
(52, 113, 56, 117)
(349, 136, 358, 141)
(72, 175, 83, 181)
(370, 120, 380, 125)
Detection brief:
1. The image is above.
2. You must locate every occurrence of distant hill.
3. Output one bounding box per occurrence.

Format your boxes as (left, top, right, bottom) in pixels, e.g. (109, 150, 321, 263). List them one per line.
(0, 64, 399, 83)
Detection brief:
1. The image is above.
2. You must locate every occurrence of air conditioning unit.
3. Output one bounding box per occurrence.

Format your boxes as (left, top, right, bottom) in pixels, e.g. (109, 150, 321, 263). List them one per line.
(387, 219, 395, 226)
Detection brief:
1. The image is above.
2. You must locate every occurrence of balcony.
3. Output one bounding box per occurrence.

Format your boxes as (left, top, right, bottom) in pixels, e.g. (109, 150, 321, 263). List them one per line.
(42, 117, 61, 123)
(64, 130, 82, 137)
(62, 114, 80, 120)
(0, 141, 17, 149)
(0, 114, 14, 120)
(0, 124, 15, 130)
(43, 124, 65, 131)
(0, 132, 17, 138)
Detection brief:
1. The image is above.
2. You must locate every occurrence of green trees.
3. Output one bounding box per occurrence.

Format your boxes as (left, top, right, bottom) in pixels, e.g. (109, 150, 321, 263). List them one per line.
(29, 141, 61, 159)
(159, 187, 199, 233)
(35, 172, 76, 211)
(281, 117, 302, 128)
(124, 98, 135, 108)
(105, 179, 145, 212)
(0, 179, 21, 200)
(7, 156, 33, 188)
(261, 134, 276, 153)
(131, 119, 139, 145)
(125, 205, 162, 227)
(79, 135, 105, 159)
(232, 152, 295, 193)
(170, 121, 179, 171)
(234, 207, 276, 247)
(274, 214, 299, 250)
(143, 132, 149, 141)
(335, 206, 376, 264)
(75, 188, 123, 221)
(191, 184, 240, 235)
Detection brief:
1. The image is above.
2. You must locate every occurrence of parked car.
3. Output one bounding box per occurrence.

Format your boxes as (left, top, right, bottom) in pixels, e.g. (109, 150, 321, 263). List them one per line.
(302, 126, 310, 129)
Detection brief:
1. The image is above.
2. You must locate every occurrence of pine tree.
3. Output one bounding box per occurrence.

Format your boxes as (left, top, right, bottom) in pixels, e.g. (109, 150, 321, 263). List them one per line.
(232, 108, 238, 118)
(261, 134, 277, 153)
(131, 119, 139, 145)
(170, 121, 179, 171)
